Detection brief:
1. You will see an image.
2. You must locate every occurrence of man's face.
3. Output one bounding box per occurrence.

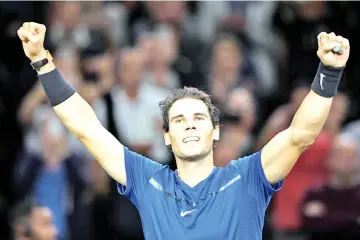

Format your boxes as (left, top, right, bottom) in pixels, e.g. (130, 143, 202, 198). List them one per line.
(118, 50, 144, 86)
(164, 98, 219, 161)
(212, 40, 242, 74)
(30, 207, 57, 240)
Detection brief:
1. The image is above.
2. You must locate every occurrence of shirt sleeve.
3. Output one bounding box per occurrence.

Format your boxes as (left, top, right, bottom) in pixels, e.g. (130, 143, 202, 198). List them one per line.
(230, 149, 284, 202)
(117, 147, 165, 208)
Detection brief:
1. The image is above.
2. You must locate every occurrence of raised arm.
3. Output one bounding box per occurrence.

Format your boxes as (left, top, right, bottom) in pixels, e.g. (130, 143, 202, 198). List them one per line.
(17, 22, 127, 185)
(261, 32, 350, 184)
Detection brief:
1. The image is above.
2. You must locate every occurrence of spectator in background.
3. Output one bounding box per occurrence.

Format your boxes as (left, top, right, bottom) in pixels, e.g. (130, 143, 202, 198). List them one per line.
(207, 33, 256, 105)
(131, 1, 206, 89)
(10, 199, 57, 240)
(214, 87, 257, 166)
(102, 47, 170, 163)
(197, 2, 278, 98)
(142, 24, 181, 90)
(300, 132, 360, 240)
(12, 117, 91, 240)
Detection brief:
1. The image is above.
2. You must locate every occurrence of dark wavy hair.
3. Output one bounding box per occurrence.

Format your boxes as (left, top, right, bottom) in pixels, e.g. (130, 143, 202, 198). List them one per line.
(159, 87, 220, 132)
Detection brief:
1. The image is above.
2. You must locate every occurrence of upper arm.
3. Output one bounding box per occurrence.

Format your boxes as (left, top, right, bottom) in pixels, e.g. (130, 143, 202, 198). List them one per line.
(52, 93, 127, 185)
(255, 105, 290, 150)
(70, 120, 164, 205)
(78, 122, 128, 185)
(261, 128, 305, 184)
(231, 151, 283, 202)
(52, 92, 163, 194)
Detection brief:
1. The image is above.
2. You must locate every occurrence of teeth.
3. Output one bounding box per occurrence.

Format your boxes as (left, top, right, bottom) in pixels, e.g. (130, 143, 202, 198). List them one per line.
(184, 137, 199, 143)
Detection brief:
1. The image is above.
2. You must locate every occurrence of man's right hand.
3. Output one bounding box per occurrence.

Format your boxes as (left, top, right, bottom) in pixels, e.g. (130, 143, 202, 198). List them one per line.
(17, 22, 47, 63)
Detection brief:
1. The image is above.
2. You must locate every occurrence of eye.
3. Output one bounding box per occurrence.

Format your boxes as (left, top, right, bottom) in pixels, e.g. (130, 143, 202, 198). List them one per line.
(195, 116, 205, 121)
(175, 118, 183, 124)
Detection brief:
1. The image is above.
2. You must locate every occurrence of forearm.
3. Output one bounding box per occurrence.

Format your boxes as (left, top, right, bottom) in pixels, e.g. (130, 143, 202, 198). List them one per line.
(37, 59, 99, 138)
(289, 90, 332, 147)
(289, 63, 343, 147)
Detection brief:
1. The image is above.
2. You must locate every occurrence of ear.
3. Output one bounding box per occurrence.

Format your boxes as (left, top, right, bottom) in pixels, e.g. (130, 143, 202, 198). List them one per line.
(212, 125, 220, 141)
(164, 131, 171, 146)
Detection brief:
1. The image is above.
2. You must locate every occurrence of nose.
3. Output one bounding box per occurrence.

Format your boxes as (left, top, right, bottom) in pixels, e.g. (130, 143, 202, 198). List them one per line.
(185, 118, 196, 131)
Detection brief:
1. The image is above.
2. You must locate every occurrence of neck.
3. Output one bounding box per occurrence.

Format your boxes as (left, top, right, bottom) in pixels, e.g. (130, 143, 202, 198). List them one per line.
(124, 85, 139, 100)
(329, 173, 358, 189)
(176, 152, 214, 187)
(153, 64, 167, 73)
(153, 65, 167, 86)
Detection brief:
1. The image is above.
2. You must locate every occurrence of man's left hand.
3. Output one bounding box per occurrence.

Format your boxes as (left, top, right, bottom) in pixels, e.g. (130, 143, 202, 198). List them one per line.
(317, 32, 350, 68)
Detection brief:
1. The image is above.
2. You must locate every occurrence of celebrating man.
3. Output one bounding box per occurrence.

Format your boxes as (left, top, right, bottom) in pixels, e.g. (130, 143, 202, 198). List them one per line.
(17, 22, 349, 239)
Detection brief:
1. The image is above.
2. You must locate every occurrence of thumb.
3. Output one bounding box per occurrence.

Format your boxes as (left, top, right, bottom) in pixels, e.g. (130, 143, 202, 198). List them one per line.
(323, 42, 340, 52)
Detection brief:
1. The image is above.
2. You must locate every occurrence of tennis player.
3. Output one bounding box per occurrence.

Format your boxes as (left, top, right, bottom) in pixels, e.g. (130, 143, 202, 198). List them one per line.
(17, 22, 349, 239)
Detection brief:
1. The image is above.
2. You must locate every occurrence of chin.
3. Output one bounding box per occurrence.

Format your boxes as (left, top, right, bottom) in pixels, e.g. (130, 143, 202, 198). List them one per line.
(178, 149, 211, 162)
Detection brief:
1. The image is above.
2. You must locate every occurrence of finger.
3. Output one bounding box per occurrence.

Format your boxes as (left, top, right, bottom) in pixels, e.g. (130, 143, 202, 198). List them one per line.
(30, 22, 46, 34)
(317, 32, 328, 47)
(335, 35, 344, 44)
(342, 38, 350, 50)
(328, 32, 336, 42)
(17, 28, 27, 42)
(19, 28, 38, 44)
(317, 32, 327, 41)
(333, 36, 345, 54)
(17, 28, 28, 41)
(23, 22, 30, 30)
(324, 42, 339, 52)
(29, 24, 37, 35)
(332, 43, 343, 54)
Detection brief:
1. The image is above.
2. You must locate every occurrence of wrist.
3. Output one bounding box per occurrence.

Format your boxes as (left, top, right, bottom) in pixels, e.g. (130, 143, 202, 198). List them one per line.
(319, 62, 344, 78)
(30, 49, 47, 63)
(311, 62, 343, 98)
(30, 50, 56, 75)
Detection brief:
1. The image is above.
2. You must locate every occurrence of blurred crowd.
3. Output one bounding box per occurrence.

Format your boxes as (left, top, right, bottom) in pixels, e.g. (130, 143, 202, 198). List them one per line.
(1, 1, 360, 240)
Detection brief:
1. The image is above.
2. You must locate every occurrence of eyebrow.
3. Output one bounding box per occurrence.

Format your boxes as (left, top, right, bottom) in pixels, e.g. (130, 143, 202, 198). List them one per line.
(170, 112, 208, 122)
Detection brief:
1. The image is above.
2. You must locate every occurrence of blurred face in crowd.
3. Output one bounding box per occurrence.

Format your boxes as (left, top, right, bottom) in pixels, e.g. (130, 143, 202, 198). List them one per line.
(164, 98, 219, 161)
(118, 49, 145, 87)
(138, 33, 155, 67)
(56, 2, 81, 28)
(150, 25, 178, 67)
(328, 134, 359, 177)
(295, 1, 326, 20)
(30, 207, 57, 240)
(214, 88, 255, 166)
(146, 1, 186, 23)
(40, 118, 68, 166)
(211, 38, 243, 76)
(226, 88, 256, 131)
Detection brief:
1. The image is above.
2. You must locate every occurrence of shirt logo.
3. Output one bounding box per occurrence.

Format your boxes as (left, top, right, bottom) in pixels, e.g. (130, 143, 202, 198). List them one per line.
(320, 73, 325, 90)
(180, 209, 197, 217)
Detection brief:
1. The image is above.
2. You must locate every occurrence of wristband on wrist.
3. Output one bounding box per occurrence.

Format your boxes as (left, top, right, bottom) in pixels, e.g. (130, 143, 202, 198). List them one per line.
(31, 50, 53, 71)
(38, 69, 76, 106)
(311, 63, 344, 98)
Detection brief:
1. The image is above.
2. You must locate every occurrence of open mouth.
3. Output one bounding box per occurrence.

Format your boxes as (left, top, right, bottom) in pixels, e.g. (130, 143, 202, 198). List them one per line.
(183, 136, 200, 143)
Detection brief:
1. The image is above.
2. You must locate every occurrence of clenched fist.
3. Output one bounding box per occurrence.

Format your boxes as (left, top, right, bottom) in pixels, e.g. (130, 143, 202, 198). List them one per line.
(17, 22, 47, 62)
(317, 32, 350, 68)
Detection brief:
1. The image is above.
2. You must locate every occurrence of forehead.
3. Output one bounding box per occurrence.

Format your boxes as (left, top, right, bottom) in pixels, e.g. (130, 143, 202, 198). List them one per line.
(168, 98, 210, 118)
